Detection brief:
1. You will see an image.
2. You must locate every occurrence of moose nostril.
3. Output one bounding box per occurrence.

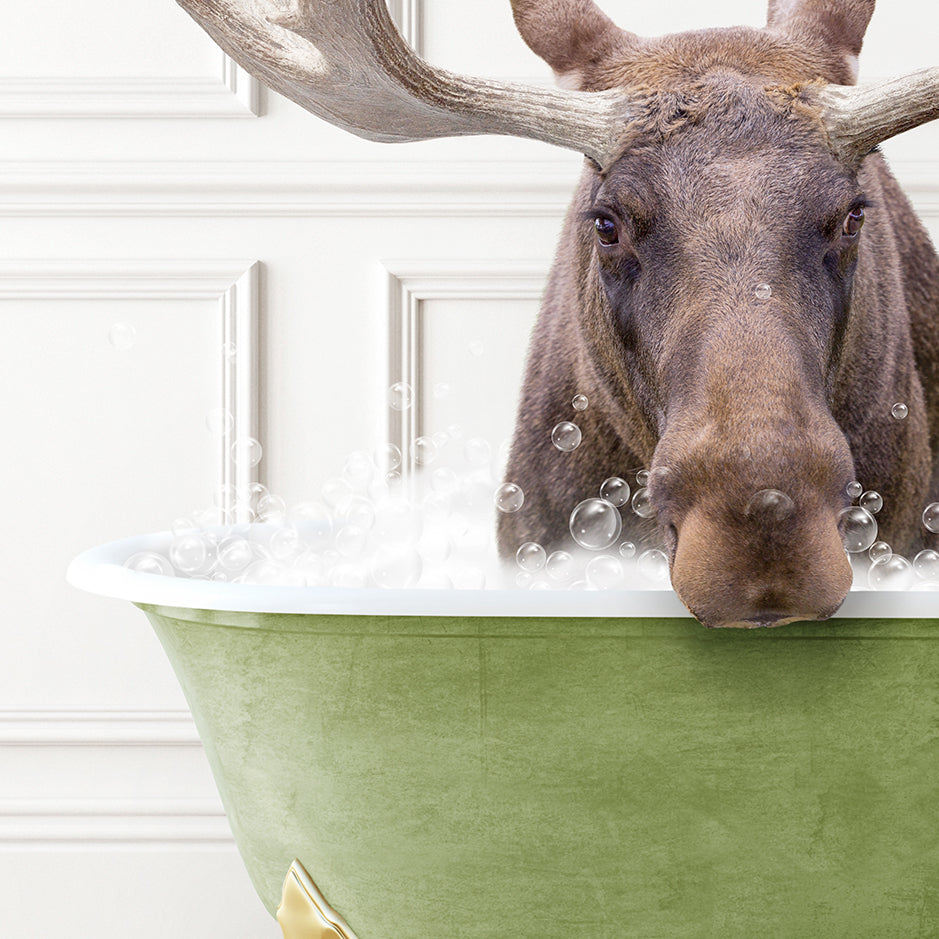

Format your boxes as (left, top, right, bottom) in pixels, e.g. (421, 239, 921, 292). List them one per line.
(744, 488, 796, 523)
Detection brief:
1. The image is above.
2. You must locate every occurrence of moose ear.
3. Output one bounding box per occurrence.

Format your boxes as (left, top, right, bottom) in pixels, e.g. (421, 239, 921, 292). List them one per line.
(766, 0, 876, 83)
(510, 0, 635, 89)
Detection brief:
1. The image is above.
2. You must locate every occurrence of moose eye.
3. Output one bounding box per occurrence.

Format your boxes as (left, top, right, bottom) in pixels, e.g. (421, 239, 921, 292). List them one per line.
(843, 206, 865, 238)
(594, 216, 619, 246)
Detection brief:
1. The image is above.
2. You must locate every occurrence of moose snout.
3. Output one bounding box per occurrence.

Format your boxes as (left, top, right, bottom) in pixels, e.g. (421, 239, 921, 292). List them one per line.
(651, 429, 856, 628)
(667, 501, 853, 628)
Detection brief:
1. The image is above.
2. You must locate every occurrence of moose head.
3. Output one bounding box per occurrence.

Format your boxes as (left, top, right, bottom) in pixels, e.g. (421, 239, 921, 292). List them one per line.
(175, 0, 939, 627)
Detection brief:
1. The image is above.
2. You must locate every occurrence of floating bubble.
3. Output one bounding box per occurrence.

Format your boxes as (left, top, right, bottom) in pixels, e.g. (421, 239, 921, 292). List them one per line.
(422, 491, 452, 523)
(343, 450, 374, 488)
(913, 548, 939, 583)
(599, 476, 630, 507)
(292, 550, 326, 587)
(206, 408, 234, 436)
(374, 497, 422, 544)
(572, 394, 589, 411)
(745, 488, 795, 523)
(618, 541, 637, 560)
(171, 516, 198, 536)
(410, 436, 437, 466)
(321, 477, 354, 509)
(638, 548, 669, 582)
(368, 543, 422, 588)
(585, 554, 623, 590)
(838, 506, 878, 553)
(868, 541, 892, 563)
(108, 322, 136, 350)
(868, 554, 914, 591)
(464, 437, 492, 466)
(339, 495, 376, 531)
(516, 542, 547, 573)
(914, 549, 939, 582)
(269, 525, 303, 561)
(495, 482, 525, 513)
(859, 490, 883, 515)
(124, 551, 174, 576)
(754, 283, 772, 300)
(217, 537, 253, 572)
(636, 470, 650, 486)
(169, 532, 210, 574)
(551, 422, 582, 452)
(891, 402, 908, 420)
(516, 571, 534, 589)
(846, 480, 863, 500)
(447, 424, 463, 440)
(431, 467, 459, 496)
(231, 437, 262, 467)
(335, 523, 368, 559)
(631, 487, 655, 518)
(257, 493, 287, 522)
(923, 503, 939, 533)
(570, 498, 622, 550)
(433, 382, 451, 400)
(545, 550, 576, 583)
(469, 340, 485, 357)
(388, 382, 413, 411)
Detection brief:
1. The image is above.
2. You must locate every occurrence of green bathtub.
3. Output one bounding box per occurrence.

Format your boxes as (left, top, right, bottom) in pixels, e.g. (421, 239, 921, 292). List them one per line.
(69, 534, 939, 937)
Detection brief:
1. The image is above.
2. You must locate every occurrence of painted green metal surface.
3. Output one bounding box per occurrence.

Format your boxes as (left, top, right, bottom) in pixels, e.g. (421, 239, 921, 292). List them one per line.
(140, 605, 939, 937)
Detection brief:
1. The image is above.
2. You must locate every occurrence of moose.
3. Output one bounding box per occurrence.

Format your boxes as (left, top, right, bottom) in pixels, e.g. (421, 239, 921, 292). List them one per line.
(175, 0, 939, 627)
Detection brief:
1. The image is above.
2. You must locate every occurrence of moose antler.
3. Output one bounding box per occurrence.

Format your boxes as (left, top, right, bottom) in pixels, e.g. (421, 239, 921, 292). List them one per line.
(815, 66, 939, 164)
(175, 0, 634, 170)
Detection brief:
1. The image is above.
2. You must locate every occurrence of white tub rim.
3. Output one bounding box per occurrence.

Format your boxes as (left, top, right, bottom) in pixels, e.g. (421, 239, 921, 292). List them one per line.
(66, 530, 938, 619)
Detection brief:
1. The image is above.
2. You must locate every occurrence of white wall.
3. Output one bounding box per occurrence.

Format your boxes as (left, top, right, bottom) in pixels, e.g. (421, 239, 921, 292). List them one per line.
(0, 1, 936, 936)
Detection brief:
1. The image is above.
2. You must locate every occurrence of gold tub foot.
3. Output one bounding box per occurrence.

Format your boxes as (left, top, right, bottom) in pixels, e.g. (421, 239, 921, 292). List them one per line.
(277, 859, 359, 939)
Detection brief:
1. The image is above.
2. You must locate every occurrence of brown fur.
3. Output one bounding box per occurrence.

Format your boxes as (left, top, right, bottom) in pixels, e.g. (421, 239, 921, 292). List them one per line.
(499, 1, 939, 627)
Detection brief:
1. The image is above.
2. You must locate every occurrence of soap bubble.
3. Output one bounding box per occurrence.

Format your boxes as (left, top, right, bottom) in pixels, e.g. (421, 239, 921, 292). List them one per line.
(754, 283, 772, 300)
(868, 554, 914, 590)
(464, 437, 491, 466)
(545, 550, 576, 583)
(599, 476, 630, 507)
(570, 498, 623, 550)
(923, 503, 939, 533)
(433, 382, 451, 400)
(335, 523, 368, 559)
(631, 487, 655, 518)
(231, 437, 262, 468)
(257, 493, 287, 522)
(108, 322, 136, 350)
(859, 490, 883, 515)
(289, 502, 333, 549)
(205, 408, 234, 436)
(388, 382, 413, 410)
(321, 477, 354, 510)
(868, 541, 892, 563)
(585, 554, 623, 590)
(913, 549, 939, 582)
(551, 422, 582, 452)
(838, 506, 878, 553)
(572, 394, 589, 411)
(368, 543, 422, 588)
(331, 564, 368, 588)
(342, 450, 374, 488)
(411, 436, 437, 466)
(636, 470, 650, 486)
(169, 532, 210, 574)
(217, 537, 253, 572)
(495, 482, 525, 513)
(125, 551, 174, 576)
(171, 516, 198, 536)
(269, 525, 303, 561)
(846, 480, 863, 500)
(292, 550, 326, 587)
(891, 402, 908, 420)
(431, 467, 459, 495)
(745, 488, 796, 523)
(638, 549, 669, 583)
(338, 495, 376, 531)
(469, 340, 485, 357)
(618, 541, 637, 560)
(516, 542, 547, 573)
(374, 498, 422, 544)
(516, 571, 534, 589)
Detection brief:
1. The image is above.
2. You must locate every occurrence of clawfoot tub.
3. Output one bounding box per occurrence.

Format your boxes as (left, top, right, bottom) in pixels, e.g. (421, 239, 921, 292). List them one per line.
(68, 532, 939, 937)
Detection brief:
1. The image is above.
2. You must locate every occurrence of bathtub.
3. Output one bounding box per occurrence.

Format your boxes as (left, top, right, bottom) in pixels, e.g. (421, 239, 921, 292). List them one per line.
(68, 531, 939, 937)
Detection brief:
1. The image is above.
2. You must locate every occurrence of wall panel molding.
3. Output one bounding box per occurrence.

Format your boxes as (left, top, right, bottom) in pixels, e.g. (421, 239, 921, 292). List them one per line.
(0, 709, 198, 746)
(0, 53, 258, 118)
(0, 258, 260, 517)
(382, 259, 548, 475)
